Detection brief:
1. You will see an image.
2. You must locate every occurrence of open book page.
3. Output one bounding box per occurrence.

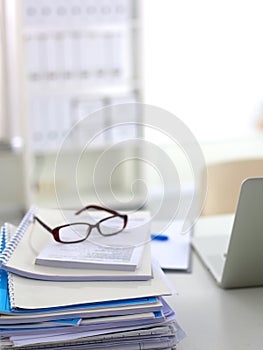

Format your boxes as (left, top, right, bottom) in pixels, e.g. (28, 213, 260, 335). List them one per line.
(35, 211, 151, 271)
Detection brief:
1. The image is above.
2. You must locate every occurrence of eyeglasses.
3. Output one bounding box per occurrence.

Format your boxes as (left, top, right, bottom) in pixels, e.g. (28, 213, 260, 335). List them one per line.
(34, 204, 128, 244)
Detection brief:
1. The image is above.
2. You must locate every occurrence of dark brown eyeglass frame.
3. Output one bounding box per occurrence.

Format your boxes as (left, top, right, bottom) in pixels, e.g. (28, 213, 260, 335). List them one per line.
(34, 204, 128, 244)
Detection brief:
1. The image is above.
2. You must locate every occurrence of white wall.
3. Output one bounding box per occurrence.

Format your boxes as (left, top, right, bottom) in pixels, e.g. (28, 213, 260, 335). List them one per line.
(141, 0, 263, 142)
(141, 0, 263, 219)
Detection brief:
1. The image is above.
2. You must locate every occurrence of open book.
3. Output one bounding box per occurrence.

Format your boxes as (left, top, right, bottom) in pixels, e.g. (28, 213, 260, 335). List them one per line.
(35, 210, 151, 271)
(0, 207, 152, 281)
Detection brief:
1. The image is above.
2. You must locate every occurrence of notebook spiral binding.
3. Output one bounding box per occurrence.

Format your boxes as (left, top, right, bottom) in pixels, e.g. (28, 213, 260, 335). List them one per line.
(0, 223, 17, 310)
(0, 225, 5, 289)
(0, 206, 37, 266)
(7, 272, 15, 310)
(0, 225, 4, 253)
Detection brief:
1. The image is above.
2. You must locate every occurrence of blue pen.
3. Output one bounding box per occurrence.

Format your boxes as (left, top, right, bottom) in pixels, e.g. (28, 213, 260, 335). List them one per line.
(151, 234, 169, 241)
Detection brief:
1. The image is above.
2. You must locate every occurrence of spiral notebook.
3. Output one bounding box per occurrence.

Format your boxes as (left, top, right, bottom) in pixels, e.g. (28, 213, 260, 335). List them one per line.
(0, 227, 161, 319)
(0, 207, 152, 281)
(6, 260, 172, 311)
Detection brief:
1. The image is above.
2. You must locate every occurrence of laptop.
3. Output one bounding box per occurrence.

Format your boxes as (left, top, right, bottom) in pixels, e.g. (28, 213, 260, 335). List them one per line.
(192, 177, 263, 288)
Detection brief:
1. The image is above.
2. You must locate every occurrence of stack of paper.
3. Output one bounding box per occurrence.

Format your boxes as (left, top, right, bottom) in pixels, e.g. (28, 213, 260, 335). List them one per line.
(0, 207, 186, 349)
(0, 207, 153, 281)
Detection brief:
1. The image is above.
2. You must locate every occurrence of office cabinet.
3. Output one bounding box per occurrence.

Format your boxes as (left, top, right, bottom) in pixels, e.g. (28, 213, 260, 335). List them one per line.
(1, 0, 143, 211)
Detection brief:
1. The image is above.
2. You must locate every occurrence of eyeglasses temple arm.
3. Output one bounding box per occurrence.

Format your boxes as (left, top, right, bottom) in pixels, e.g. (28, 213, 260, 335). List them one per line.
(75, 205, 124, 218)
(123, 215, 128, 229)
(34, 216, 53, 234)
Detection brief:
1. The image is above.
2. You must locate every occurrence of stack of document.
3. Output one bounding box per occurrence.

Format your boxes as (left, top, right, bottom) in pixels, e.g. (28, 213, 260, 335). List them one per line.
(0, 208, 153, 281)
(0, 207, 186, 349)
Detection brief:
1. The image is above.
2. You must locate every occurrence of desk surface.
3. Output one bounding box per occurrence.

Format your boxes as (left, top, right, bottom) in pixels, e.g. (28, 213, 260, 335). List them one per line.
(165, 252, 263, 350)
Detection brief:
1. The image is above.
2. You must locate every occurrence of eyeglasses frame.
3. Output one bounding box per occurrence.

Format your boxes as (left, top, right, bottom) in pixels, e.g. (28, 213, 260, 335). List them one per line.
(34, 204, 128, 244)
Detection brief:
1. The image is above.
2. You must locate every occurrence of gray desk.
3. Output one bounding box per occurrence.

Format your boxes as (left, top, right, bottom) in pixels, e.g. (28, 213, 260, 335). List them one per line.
(165, 253, 263, 349)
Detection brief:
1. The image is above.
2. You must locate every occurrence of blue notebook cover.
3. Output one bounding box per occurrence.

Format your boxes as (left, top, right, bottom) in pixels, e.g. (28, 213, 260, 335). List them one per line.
(0, 225, 11, 314)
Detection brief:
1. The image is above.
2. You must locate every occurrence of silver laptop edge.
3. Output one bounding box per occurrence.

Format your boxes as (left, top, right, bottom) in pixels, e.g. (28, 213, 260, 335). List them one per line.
(193, 177, 263, 289)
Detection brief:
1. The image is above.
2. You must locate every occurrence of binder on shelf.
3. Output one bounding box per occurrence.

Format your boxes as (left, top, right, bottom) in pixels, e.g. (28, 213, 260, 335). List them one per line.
(94, 32, 105, 80)
(79, 33, 90, 79)
(45, 34, 58, 81)
(58, 96, 72, 143)
(103, 30, 121, 80)
(73, 98, 106, 148)
(24, 35, 40, 81)
(71, 31, 82, 79)
(37, 33, 48, 81)
(112, 0, 133, 22)
(83, 32, 97, 81)
(45, 96, 58, 151)
(55, 32, 66, 80)
(30, 95, 44, 151)
(63, 33, 75, 80)
(110, 95, 138, 143)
